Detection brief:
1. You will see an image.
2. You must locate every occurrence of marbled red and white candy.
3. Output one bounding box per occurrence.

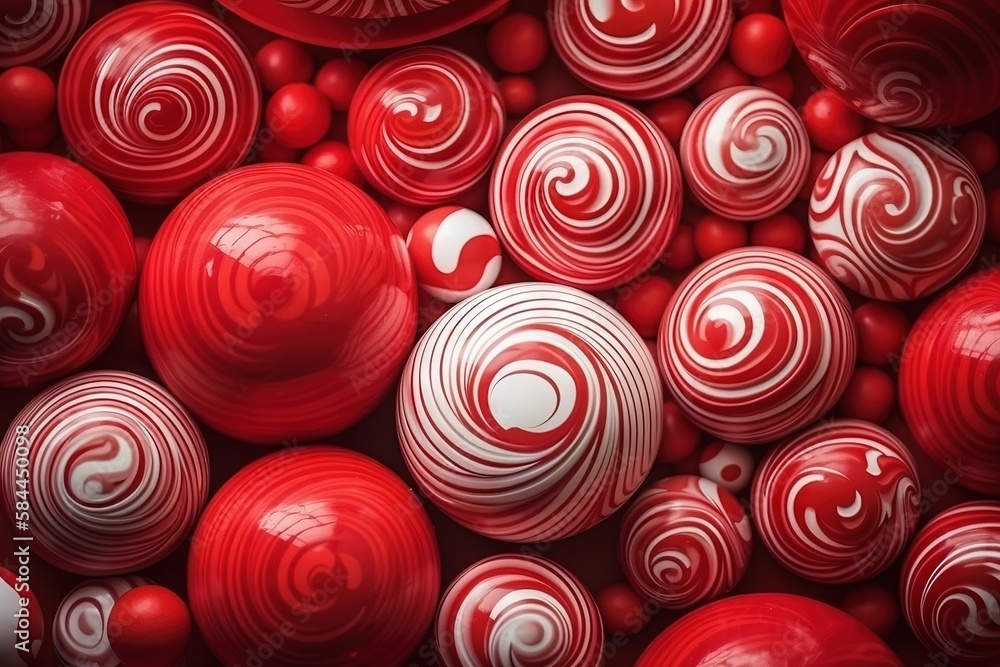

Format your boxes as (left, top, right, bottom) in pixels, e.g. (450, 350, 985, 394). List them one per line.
(53, 576, 149, 667)
(681, 87, 811, 221)
(699, 441, 755, 494)
(810, 132, 986, 301)
(490, 96, 682, 291)
(276, 0, 453, 18)
(58, 1, 260, 205)
(548, 0, 732, 100)
(0, 153, 136, 388)
(435, 554, 603, 667)
(406, 207, 502, 303)
(0, 370, 209, 575)
(658, 247, 857, 444)
(0, 567, 43, 665)
(752, 419, 920, 583)
(397, 282, 662, 542)
(349, 46, 504, 206)
(188, 446, 440, 667)
(901, 502, 1000, 663)
(898, 268, 1000, 494)
(619, 475, 752, 610)
(0, 0, 89, 67)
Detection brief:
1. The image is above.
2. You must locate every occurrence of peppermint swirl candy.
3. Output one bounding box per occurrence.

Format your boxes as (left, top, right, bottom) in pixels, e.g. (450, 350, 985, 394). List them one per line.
(397, 282, 662, 542)
(276, 0, 453, 18)
(0, 567, 43, 665)
(349, 46, 504, 206)
(188, 446, 440, 667)
(658, 247, 857, 444)
(0, 0, 89, 67)
(681, 86, 810, 221)
(53, 576, 149, 667)
(901, 502, 1000, 663)
(548, 0, 732, 99)
(619, 475, 752, 610)
(752, 419, 921, 584)
(490, 96, 682, 291)
(58, 1, 260, 205)
(0, 370, 209, 575)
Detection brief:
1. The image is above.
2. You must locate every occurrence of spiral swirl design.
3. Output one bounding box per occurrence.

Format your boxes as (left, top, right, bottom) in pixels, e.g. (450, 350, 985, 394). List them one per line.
(188, 446, 440, 667)
(658, 247, 857, 444)
(490, 96, 682, 291)
(276, 0, 453, 18)
(548, 0, 732, 99)
(681, 87, 810, 221)
(620, 475, 752, 610)
(0, 0, 89, 67)
(898, 268, 1000, 495)
(58, 1, 260, 205)
(349, 46, 504, 206)
(752, 419, 920, 583)
(53, 576, 148, 667)
(0, 567, 43, 664)
(397, 282, 662, 542)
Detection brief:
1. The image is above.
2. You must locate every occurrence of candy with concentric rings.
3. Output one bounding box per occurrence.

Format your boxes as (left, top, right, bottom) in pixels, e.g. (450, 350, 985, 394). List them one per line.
(277, 0, 453, 18)
(0, 0, 89, 67)
(435, 554, 603, 667)
(397, 282, 662, 542)
(349, 46, 504, 206)
(188, 446, 440, 667)
(658, 247, 857, 444)
(752, 419, 920, 583)
(58, 1, 261, 205)
(0, 567, 43, 665)
(491, 95, 682, 291)
(810, 131, 986, 301)
(53, 576, 149, 667)
(548, 0, 732, 100)
(680, 86, 811, 221)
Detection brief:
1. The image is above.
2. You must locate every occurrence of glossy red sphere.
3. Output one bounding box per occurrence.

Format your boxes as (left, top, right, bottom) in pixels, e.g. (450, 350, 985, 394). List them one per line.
(0, 66, 56, 129)
(107, 585, 191, 667)
(0, 566, 43, 665)
(53, 576, 149, 667)
(266, 82, 331, 149)
(0, 0, 89, 67)
(729, 13, 794, 77)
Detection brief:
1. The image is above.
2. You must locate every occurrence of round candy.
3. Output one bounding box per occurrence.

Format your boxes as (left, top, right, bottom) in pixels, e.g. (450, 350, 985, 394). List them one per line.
(680, 86, 811, 221)
(0, 152, 136, 388)
(0, 370, 209, 575)
(752, 419, 920, 583)
(490, 95, 682, 291)
(619, 475, 752, 609)
(276, 0, 453, 18)
(349, 46, 504, 206)
(107, 585, 191, 667)
(0, 0, 89, 67)
(406, 207, 502, 303)
(58, 1, 261, 204)
(0, 567, 43, 665)
(140, 163, 416, 445)
(188, 446, 440, 667)
(658, 247, 857, 444)
(53, 576, 149, 667)
(397, 282, 662, 542)
(810, 131, 986, 301)
(0, 66, 57, 129)
(434, 554, 603, 667)
(898, 268, 1000, 494)
(699, 441, 755, 494)
(548, 0, 732, 99)
(901, 502, 1000, 663)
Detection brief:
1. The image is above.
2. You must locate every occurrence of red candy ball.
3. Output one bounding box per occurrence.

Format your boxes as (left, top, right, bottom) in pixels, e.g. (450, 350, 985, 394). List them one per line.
(837, 366, 896, 424)
(487, 12, 548, 74)
(498, 75, 538, 117)
(693, 213, 750, 260)
(753, 70, 795, 100)
(314, 58, 368, 112)
(54, 576, 149, 667)
(255, 38, 313, 93)
(658, 400, 702, 465)
(0, 567, 43, 664)
(841, 584, 899, 638)
(645, 97, 694, 150)
(699, 441, 756, 494)
(956, 130, 1000, 176)
(596, 583, 649, 636)
(853, 302, 909, 367)
(661, 224, 698, 271)
(301, 140, 362, 185)
(802, 89, 866, 152)
(266, 82, 332, 149)
(729, 13, 794, 77)
(107, 585, 191, 667)
(0, 66, 56, 129)
(615, 276, 674, 339)
(0, 0, 89, 67)
(750, 212, 807, 253)
(694, 58, 752, 100)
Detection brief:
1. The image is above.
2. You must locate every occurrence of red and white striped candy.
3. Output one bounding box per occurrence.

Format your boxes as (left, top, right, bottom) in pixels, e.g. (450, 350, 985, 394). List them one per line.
(276, 0, 453, 18)
(53, 576, 149, 667)
(0, 0, 89, 67)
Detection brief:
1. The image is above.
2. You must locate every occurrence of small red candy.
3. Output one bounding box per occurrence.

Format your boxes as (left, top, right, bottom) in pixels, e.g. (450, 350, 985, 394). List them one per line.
(596, 583, 650, 636)
(266, 82, 332, 149)
(729, 13, 794, 77)
(694, 58, 752, 100)
(0, 66, 56, 129)
(753, 70, 794, 100)
(54, 577, 149, 667)
(750, 212, 807, 253)
(615, 276, 675, 339)
(314, 57, 368, 112)
(660, 224, 698, 271)
(841, 584, 899, 638)
(837, 366, 896, 424)
(108, 585, 191, 667)
(498, 75, 538, 117)
(956, 130, 1000, 176)
(301, 140, 362, 185)
(693, 213, 750, 260)
(645, 97, 694, 149)
(487, 12, 548, 74)
(853, 302, 910, 367)
(658, 400, 702, 465)
(255, 39, 313, 93)
(802, 89, 866, 152)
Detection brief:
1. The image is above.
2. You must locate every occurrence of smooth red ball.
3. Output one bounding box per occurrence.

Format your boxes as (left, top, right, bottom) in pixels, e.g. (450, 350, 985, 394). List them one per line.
(617, 276, 676, 339)
(0, 66, 56, 129)
(989, 188, 1000, 243)
(956, 130, 1000, 176)
(837, 366, 896, 424)
(754, 70, 795, 100)
(597, 583, 651, 636)
(487, 12, 548, 73)
(841, 585, 899, 638)
(7, 114, 58, 149)
(802, 90, 866, 152)
(853, 302, 910, 367)
(645, 97, 695, 149)
(108, 585, 191, 667)
(267, 82, 332, 149)
(694, 213, 749, 261)
(256, 139, 300, 163)
(498, 75, 538, 116)
(302, 140, 362, 185)
(658, 400, 702, 465)
(798, 150, 831, 201)
(255, 39, 313, 94)
(695, 58, 752, 100)
(314, 58, 369, 113)
(729, 13, 794, 77)
(751, 212, 807, 253)
(661, 224, 698, 271)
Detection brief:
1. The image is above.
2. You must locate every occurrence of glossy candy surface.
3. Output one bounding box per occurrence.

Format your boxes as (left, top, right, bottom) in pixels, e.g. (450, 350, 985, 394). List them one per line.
(0, 0, 89, 67)
(0, 566, 43, 665)
(277, 0, 454, 18)
(107, 585, 192, 667)
(53, 576, 149, 667)
(698, 441, 755, 494)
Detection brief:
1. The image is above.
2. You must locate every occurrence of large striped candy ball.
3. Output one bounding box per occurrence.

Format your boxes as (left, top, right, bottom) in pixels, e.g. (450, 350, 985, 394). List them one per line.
(0, 0, 90, 67)
(276, 0, 454, 18)
(53, 576, 149, 667)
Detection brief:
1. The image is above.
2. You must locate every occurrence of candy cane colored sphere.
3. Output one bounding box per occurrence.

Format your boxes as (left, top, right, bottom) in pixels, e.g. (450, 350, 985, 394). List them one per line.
(0, 152, 136, 388)
(58, 1, 261, 205)
(188, 446, 440, 667)
(53, 577, 149, 667)
(548, 0, 732, 99)
(898, 269, 1000, 495)
(434, 554, 603, 667)
(810, 132, 986, 301)
(619, 475, 752, 609)
(0, 0, 89, 67)
(901, 502, 1000, 663)
(752, 419, 920, 583)
(397, 282, 662, 542)
(140, 163, 416, 444)
(680, 86, 811, 221)
(276, 0, 454, 18)
(491, 96, 682, 291)
(699, 441, 755, 494)
(107, 585, 191, 667)
(658, 247, 857, 444)
(0, 567, 43, 664)
(348, 46, 504, 206)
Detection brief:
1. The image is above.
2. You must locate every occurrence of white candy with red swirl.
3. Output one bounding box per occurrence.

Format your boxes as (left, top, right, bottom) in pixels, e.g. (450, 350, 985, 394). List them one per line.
(397, 282, 662, 542)
(0, 0, 90, 67)
(53, 576, 148, 667)
(699, 441, 755, 494)
(681, 87, 810, 221)
(435, 554, 603, 667)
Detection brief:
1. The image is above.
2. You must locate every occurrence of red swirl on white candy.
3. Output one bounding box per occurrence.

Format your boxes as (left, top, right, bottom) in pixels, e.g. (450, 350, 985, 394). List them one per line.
(0, 0, 89, 67)
(490, 96, 681, 291)
(397, 282, 662, 542)
(58, 1, 260, 205)
(657, 248, 857, 444)
(435, 554, 603, 667)
(620, 475, 752, 610)
(53, 576, 148, 667)
(0, 371, 209, 575)
(810, 131, 986, 302)
(681, 87, 810, 221)
(752, 419, 921, 584)
(349, 46, 504, 206)
(276, 0, 452, 17)
(548, 0, 732, 99)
